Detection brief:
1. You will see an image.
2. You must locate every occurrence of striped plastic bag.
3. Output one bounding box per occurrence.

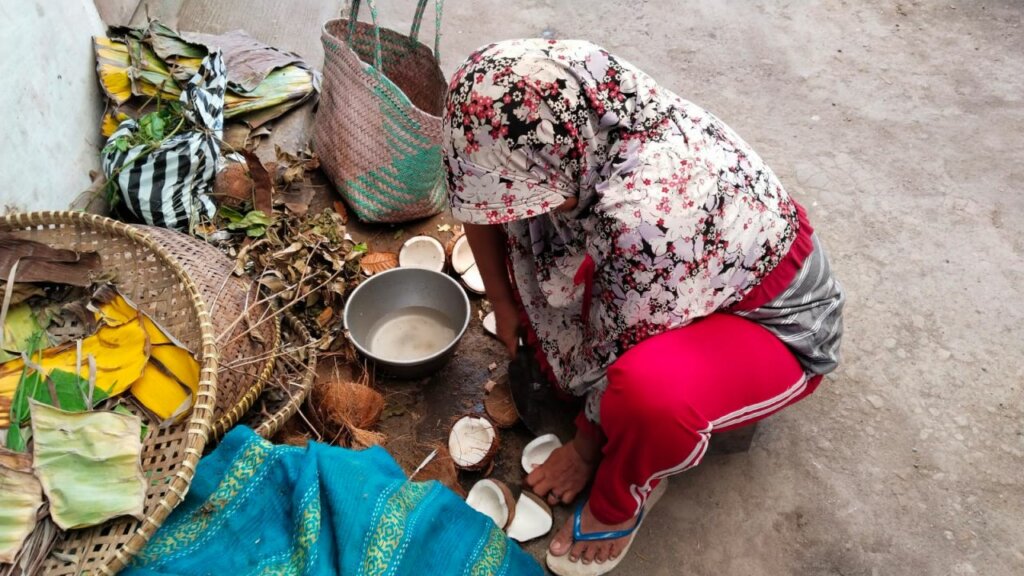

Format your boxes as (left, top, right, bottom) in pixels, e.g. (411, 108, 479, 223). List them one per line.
(102, 52, 226, 232)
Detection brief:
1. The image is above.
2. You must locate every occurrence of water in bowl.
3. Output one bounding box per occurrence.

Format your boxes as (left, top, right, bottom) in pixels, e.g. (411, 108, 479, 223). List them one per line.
(366, 306, 457, 362)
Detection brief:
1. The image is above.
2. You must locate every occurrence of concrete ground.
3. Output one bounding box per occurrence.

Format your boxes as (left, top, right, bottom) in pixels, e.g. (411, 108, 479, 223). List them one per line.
(129, 1, 1023, 574)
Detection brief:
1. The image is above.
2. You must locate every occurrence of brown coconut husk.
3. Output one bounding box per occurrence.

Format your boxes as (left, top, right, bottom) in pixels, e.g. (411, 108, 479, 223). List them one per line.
(483, 376, 519, 429)
(349, 426, 387, 448)
(212, 162, 253, 208)
(314, 379, 385, 431)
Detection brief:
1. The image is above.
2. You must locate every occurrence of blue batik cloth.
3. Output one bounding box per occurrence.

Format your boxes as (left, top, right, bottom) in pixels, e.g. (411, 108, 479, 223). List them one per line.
(125, 426, 541, 576)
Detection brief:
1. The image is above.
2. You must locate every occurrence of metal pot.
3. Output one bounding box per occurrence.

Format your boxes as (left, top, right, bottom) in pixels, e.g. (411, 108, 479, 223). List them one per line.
(343, 267, 471, 379)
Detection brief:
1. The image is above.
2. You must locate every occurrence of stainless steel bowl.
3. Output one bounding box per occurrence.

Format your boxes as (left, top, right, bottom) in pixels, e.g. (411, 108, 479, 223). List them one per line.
(343, 267, 471, 379)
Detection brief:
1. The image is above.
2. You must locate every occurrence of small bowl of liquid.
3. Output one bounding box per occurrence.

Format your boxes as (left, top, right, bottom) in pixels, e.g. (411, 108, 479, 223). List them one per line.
(343, 267, 471, 378)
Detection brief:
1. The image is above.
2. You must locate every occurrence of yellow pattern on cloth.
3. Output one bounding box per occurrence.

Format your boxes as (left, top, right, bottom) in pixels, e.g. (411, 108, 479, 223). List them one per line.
(468, 524, 509, 576)
(134, 435, 273, 564)
(361, 482, 431, 576)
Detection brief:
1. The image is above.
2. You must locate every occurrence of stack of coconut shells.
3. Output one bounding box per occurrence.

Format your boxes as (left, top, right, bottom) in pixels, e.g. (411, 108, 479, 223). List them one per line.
(447, 408, 564, 542)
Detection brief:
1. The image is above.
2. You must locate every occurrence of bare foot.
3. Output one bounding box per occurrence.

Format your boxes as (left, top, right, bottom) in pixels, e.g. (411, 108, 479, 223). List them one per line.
(548, 500, 636, 564)
(525, 433, 600, 506)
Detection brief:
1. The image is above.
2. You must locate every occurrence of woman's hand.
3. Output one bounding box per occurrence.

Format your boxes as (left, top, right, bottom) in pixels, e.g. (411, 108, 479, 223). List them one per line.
(525, 426, 603, 506)
(491, 299, 519, 358)
(463, 223, 520, 358)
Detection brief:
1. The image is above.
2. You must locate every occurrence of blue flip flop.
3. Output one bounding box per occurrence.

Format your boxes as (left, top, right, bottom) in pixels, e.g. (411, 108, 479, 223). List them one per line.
(546, 479, 669, 576)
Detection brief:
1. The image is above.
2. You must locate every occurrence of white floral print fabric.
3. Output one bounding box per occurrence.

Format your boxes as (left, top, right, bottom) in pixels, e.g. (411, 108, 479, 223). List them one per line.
(443, 40, 801, 423)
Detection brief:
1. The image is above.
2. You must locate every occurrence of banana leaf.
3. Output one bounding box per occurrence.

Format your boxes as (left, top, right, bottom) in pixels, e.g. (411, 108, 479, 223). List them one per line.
(0, 450, 44, 563)
(30, 401, 146, 530)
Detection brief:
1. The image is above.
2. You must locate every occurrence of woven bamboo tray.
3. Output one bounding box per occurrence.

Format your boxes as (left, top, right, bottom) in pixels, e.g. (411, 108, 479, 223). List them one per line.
(0, 212, 217, 575)
(137, 226, 279, 440)
(242, 311, 318, 439)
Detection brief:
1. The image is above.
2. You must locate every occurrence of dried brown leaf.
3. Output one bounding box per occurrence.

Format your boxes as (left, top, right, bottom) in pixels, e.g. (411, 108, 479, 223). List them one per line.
(240, 149, 274, 215)
(360, 252, 398, 275)
(0, 237, 101, 287)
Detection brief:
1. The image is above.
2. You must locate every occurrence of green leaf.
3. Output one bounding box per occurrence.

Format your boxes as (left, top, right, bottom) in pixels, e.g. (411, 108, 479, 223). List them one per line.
(1, 304, 42, 356)
(352, 242, 368, 254)
(217, 205, 245, 223)
(242, 210, 272, 226)
(116, 137, 129, 152)
(245, 225, 267, 238)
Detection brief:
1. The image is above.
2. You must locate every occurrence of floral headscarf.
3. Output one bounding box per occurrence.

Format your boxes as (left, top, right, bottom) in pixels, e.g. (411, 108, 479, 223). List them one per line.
(443, 40, 800, 423)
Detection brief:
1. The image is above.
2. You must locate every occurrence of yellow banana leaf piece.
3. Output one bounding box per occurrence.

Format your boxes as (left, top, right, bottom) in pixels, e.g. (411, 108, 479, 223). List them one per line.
(0, 450, 44, 563)
(130, 343, 199, 422)
(102, 111, 132, 138)
(94, 36, 133, 105)
(0, 317, 148, 402)
(223, 65, 316, 118)
(30, 401, 146, 530)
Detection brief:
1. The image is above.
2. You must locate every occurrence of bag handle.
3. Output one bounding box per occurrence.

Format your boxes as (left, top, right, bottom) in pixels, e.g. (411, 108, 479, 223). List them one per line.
(346, 0, 384, 70)
(408, 0, 444, 58)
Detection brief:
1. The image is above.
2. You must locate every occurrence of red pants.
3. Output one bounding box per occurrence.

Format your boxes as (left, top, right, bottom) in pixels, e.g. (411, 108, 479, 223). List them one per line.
(578, 313, 822, 524)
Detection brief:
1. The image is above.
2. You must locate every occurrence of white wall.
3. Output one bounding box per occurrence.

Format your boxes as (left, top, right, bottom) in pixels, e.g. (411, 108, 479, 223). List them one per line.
(0, 0, 106, 213)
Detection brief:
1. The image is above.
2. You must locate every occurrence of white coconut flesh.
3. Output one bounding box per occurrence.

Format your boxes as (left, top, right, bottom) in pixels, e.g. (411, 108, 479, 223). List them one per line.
(521, 434, 563, 474)
(506, 492, 553, 542)
(461, 264, 486, 294)
(465, 479, 515, 530)
(451, 235, 475, 274)
(482, 311, 497, 337)
(451, 235, 486, 294)
(449, 416, 497, 469)
(398, 235, 445, 272)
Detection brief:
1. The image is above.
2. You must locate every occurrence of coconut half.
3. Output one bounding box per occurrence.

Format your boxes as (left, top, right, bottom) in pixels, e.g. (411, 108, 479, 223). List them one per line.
(449, 235, 487, 294)
(465, 479, 517, 530)
(482, 311, 497, 337)
(450, 234, 475, 274)
(521, 434, 563, 474)
(399, 235, 445, 272)
(448, 415, 499, 471)
(506, 491, 554, 542)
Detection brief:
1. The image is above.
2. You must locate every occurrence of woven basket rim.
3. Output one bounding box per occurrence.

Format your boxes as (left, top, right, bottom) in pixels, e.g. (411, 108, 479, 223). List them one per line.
(0, 210, 218, 574)
(321, 17, 445, 121)
(250, 311, 318, 438)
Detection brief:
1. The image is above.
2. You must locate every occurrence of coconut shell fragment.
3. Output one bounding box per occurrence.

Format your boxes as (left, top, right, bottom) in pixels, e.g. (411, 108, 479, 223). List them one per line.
(448, 415, 499, 471)
(484, 376, 519, 428)
(398, 235, 445, 272)
(465, 479, 517, 530)
(522, 434, 562, 474)
(506, 491, 553, 542)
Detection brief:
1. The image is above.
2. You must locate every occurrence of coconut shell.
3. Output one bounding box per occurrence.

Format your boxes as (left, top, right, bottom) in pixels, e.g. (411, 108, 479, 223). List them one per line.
(213, 162, 252, 208)
(467, 479, 517, 530)
(484, 377, 519, 429)
(360, 252, 399, 275)
(444, 229, 465, 262)
(315, 380, 385, 430)
(448, 414, 501, 472)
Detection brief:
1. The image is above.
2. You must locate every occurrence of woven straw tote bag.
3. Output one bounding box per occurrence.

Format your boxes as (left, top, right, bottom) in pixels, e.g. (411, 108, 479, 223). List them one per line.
(313, 0, 448, 223)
